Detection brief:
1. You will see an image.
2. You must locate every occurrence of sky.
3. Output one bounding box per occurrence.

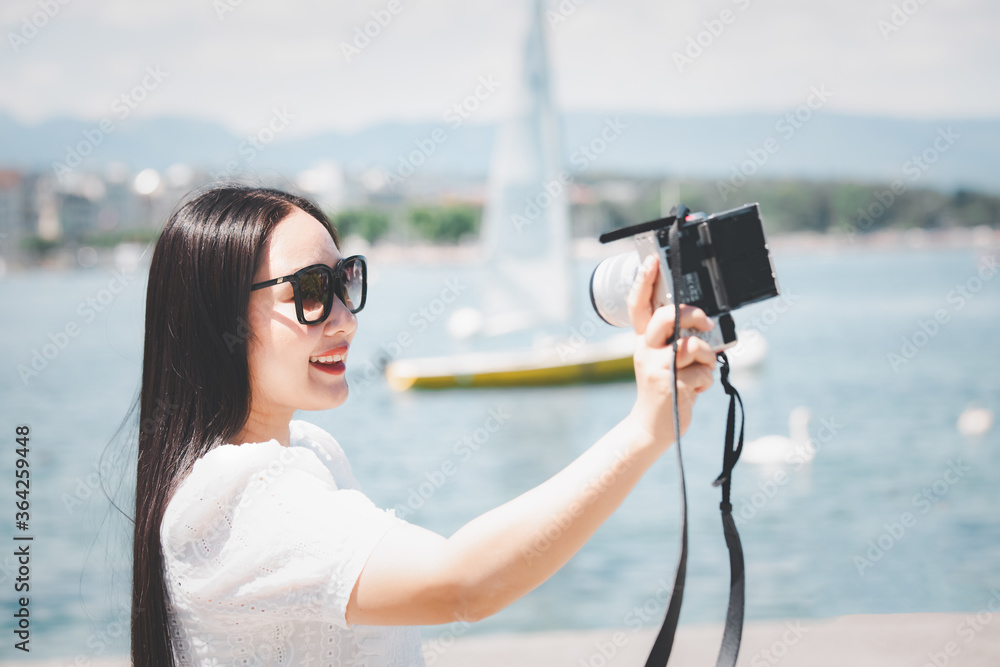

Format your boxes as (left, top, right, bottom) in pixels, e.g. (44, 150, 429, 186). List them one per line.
(0, 0, 998, 138)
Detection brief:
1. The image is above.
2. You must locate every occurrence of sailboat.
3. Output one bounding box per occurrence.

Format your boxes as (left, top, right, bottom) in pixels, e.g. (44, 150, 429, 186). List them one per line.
(384, 0, 636, 391)
(384, 333, 636, 390)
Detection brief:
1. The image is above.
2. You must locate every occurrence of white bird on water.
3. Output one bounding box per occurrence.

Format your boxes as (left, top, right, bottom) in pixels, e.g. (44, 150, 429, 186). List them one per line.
(957, 405, 994, 437)
(742, 406, 815, 465)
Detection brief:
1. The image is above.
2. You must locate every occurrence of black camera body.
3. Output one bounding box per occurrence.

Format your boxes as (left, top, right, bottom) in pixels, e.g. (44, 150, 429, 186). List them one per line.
(590, 203, 781, 351)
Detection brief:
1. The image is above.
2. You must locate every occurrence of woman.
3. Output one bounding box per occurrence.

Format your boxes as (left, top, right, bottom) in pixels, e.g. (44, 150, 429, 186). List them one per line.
(132, 184, 716, 665)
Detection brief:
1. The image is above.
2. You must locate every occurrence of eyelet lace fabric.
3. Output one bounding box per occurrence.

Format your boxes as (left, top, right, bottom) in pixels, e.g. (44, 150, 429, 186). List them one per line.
(160, 420, 426, 666)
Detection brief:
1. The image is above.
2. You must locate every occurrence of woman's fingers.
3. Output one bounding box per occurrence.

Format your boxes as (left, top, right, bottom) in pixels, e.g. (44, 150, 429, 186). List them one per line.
(675, 335, 717, 371)
(627, 256, 658, 337)
(677, 361, 715, 394)
(643, 303, 714, 349)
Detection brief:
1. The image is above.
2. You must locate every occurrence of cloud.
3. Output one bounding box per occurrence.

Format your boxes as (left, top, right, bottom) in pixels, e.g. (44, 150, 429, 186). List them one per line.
(0, 0, 998, 136)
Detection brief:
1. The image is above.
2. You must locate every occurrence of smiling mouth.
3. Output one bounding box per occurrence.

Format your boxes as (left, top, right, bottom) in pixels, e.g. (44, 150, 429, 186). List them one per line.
(309, 352, 347, 375)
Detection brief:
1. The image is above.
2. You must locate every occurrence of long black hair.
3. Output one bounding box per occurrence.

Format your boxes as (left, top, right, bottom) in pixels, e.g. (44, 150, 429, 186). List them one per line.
(131, 184, 339, 665)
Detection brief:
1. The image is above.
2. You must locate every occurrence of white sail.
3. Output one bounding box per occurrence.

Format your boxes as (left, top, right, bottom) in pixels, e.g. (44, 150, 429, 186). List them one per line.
(478, 0, 573, 337)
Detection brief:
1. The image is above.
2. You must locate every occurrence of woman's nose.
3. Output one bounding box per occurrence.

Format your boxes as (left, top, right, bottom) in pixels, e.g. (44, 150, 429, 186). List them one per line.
(324, 296, 358, 334)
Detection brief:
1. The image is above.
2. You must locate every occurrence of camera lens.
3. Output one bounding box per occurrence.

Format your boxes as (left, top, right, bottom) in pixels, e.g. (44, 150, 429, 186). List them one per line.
(589, 251, 641, 328)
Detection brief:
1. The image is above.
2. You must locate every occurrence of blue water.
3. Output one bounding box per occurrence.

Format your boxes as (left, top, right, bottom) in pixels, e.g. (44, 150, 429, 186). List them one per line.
(1, 244, 999, 661)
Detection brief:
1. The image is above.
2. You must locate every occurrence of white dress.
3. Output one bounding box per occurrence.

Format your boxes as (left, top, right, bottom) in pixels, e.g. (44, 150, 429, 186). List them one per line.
(160, 419, 426, 666)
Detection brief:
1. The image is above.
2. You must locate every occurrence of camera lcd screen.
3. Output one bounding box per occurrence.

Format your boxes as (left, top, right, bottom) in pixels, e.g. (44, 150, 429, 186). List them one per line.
(655, 203, 780, 316)
(709, 204, 781, 309)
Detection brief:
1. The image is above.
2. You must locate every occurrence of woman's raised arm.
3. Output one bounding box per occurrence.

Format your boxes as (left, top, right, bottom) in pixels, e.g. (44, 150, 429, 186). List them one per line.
(347, 256, 716, 626)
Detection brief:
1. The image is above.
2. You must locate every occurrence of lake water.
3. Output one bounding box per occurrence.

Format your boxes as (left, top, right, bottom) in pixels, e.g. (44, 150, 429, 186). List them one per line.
(1, 242, 998, 661)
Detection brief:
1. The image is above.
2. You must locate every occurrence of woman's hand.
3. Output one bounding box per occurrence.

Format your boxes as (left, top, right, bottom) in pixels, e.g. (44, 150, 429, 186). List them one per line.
(626, 255, 716, 447)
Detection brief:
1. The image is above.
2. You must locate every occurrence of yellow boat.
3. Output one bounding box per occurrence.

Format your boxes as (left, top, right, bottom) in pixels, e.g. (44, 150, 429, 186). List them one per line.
(384, 333, 636, 391)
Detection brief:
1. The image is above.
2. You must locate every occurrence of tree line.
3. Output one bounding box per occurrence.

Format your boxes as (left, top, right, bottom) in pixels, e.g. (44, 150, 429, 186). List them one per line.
(20, 178, 1000, 255)
(330, 179, 999, 244)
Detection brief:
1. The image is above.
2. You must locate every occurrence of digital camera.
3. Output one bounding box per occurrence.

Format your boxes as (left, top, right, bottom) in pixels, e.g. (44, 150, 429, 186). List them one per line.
(589, 203, 781, 351)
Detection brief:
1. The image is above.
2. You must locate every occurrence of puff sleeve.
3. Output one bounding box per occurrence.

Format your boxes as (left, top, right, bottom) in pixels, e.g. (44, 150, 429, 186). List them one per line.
(160, 438, 403, 632)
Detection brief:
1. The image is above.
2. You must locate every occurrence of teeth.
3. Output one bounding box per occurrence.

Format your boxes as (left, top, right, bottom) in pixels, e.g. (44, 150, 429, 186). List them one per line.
(310, 354, 345, 364)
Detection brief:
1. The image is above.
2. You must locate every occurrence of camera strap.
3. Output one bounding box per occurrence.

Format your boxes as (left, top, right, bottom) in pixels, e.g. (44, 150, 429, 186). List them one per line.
(643, 211, 746, 667)
(711, 352, 746, 667)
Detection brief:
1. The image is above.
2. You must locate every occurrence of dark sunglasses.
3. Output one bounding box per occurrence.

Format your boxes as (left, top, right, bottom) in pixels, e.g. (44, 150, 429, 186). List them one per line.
(251, 255, 367, 325)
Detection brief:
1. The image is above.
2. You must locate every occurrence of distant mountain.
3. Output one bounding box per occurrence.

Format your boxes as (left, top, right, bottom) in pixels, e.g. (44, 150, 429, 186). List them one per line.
(2, 110, 998, 194)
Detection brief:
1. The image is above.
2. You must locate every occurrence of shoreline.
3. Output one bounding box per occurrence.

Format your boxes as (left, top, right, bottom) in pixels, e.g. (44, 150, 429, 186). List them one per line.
(350, 225, 1000, 265)
(2, 226, 997, 274)
(7, 612, 999, 666)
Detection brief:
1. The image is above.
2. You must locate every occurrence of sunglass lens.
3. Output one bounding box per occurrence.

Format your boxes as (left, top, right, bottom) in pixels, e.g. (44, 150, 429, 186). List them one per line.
(299, 267, 331, 323)
(340, 258, 365, 312)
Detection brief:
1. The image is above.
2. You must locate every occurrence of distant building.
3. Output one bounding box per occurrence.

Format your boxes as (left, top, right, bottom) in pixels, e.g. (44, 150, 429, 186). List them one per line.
(34, 175, 62, 241)
(0, 170, 24, 251)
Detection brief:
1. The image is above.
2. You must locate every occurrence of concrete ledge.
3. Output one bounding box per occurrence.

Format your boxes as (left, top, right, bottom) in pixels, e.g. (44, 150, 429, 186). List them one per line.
(427, 614, 1000, 667)
(7, 613, 999, 666)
